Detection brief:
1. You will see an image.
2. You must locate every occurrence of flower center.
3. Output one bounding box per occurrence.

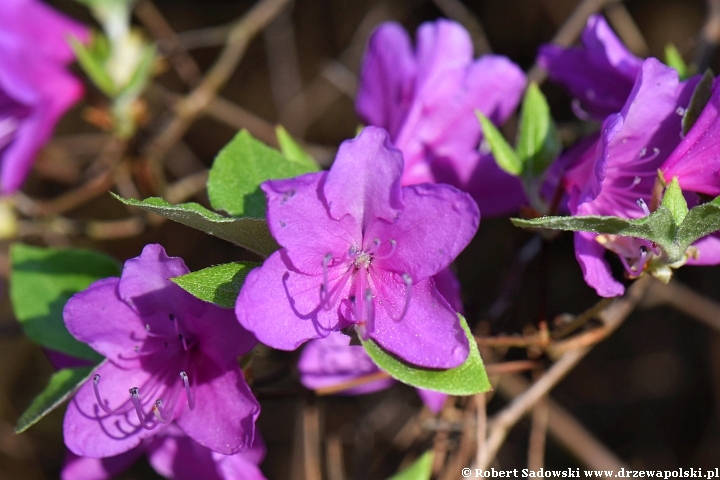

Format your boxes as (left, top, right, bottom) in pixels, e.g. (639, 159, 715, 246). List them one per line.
(90, 313, 197, 431)
(319, 238, 412, 339)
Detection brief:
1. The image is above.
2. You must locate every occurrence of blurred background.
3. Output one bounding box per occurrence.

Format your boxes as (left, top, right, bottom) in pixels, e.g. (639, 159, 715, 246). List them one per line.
(3, 0, 720, 478)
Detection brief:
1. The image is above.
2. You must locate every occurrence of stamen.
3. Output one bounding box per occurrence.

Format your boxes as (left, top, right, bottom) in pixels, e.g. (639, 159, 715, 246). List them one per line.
(152, 399, 169, 423)
(178, 334, 189, 352)
(180, 371, 195, 410)
(321, 267, 353, 311)
(637, 245, 649, 271)
(365, 238, 381, 254)
(372, 239, 397, 260)
(320, 253, 332, 301)
(129, 387, 157, 430)
(636, 198, 650, 216)
(391, 273, 413, 321)
(92, 374, 119, 415)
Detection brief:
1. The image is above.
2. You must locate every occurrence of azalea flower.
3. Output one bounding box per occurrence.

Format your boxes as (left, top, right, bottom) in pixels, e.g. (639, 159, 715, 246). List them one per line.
(61, 425, 267, 480)
(562, 59, 720, 296)
(356, 19, 526, 216)
(236, 127, 479, 369)
(63, 244, 260, 458)
(0, 0, 88, 194)
(298, 331, 447, 413)
(661, 78, 720, 196)
(537, 14, 642, 120)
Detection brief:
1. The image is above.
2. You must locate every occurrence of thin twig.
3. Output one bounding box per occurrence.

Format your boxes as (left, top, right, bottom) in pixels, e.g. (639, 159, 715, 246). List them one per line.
(497, 374, 629, 473)
(303, 404, 323, 480)
(641, 278, 720, 332)
(603, 3, 649, 57)
(142, 0, 292, 193)
(695, 0, 720, 71)
(478, 276, 651, 469)
(527, 398, 550, 472)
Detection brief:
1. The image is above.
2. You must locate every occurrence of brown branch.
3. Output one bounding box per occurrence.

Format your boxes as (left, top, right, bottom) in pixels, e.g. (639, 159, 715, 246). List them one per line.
(497, 374, 629, 473)
(477, 276, 651, 470)
(528, 398, 550, 472)
(603, 3, 649, 57)
(142, 0, 292, 193)
(641, 278, 720, 332)
(695, 0, 720, 71)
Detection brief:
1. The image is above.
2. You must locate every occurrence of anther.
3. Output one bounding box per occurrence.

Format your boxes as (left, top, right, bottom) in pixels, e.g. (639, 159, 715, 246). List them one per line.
(373, 239, 397, 260)
(180, 371, 195, 410)
(391, 273, 413, 322)
(129, 387, 156, 430)
(636, 199, 650, 216)
(366, 238, 381, 254)
(152, 399, 168, 423)
(145, 324, 151, 331)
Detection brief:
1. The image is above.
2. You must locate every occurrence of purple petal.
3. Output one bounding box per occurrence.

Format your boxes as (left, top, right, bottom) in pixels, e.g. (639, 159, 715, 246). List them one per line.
(147, 432, 224, 480)
(369, 273, 469, 368)
(236, 250, 349, 350)
(416, 389, 447, 414)
(117, 244, 204, 318)
(369, 183, 479, 282)
(298, 332, 394, 395)
(262, 172, 359, 276)
(63, 277, 145, 363)
(661, 81, 720, 196)
(461, 152, 527, 217)
(356, 22, 416, 139)
(187, 305, 258, 367)
(324, 127, 405, 229)
(574, 232, 624, 297)
(61, 447, 143, 480)
(63, 361, 161, 457)
(414, 19, 474, 90)
(177, 362, 260, 455)
(688, 233, 720, 265)
(432, 267, 463, 314)
(537, 14, 641, 119)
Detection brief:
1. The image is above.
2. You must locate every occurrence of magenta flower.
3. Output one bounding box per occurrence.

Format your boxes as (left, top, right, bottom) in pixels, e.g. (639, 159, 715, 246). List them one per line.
(562, 59, 720, 296)
(62, 425, 266, 480)
(661, 79, 720, 196)
(298, 332, 447, 413)
(63, 244, 260, 458)
(236, 127, 479, 369)
(0, 0, 88, 194)
(356, 20, 526, 217)
(537, 14, 642, 119)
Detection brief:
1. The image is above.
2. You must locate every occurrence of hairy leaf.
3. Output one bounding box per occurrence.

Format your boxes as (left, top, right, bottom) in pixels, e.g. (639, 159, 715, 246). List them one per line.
(172, 262, 260, 308)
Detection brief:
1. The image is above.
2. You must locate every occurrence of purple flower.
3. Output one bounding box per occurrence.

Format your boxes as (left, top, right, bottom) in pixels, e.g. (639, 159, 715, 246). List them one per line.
(661, 79, 720, 196)
(0, 0, 88, 194)
(356, 20, 527, 217)
(562, 59, 720, 296)
(236, 127, 479, 369)
(298, 332, 447, 413)
(537, 14, 642, 120)
(63, 244, 260, 458)
(62, 425, 266, 480)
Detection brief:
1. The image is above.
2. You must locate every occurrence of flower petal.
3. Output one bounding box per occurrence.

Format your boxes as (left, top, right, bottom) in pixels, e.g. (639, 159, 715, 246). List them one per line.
(177, 362, 260, 455)
(432, 267, 463, 314)
(236, 250, 350, 350)
(688, 233, 720, 266)
(147, 433, 224, 480)
(63, 277, 144, 363)
(324, 127, 405, 229)
(61, 447, 143, 480)
(574, 232, 624, 297)
(416, 389, 447, 414)
(63, 361, 162, 458)
(537, 14, 641, 119)
(369, 273, 469, 368)
(369, 183, 479, 282)
(262, 172, 359, 276)
(661, 80, 720, 196)
(298, 333, 394, 395)
(356, 22, 416, 139)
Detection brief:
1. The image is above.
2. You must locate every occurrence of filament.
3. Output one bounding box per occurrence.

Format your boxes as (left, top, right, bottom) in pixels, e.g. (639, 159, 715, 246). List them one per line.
(92, 374, 123, 415)
(636, 198, 650, 216)
(321, 267, 353, 311)
(129, 387, 157, 430)
(152, 399, 169, 423)
(391, 273, 413, 321)
(372, 240, 397, 260)
(180, 371, 195, 410)
(320, 253, 332, 302)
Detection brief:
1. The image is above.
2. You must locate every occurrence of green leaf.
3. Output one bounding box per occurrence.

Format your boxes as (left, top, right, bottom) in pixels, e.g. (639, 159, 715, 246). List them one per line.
(516, 82, 561, 177)
(388, 450, 434, 480)
(69, 33, 117, 96)
(665, 43, 689, 80)
(683, 69, 714, 135)
(477, 111, 521, 176)
(10, 245, 119, 361)
(662, 177, 688, 226)
(677, 195, 720, 251)
(208, 129, 318, 219)
(171, 262, 259, 308)
(276, 125, 319, 170)
(361, 314, 490, 395)
(15, 366, 96, 433)
(113, 195, 279, 257)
